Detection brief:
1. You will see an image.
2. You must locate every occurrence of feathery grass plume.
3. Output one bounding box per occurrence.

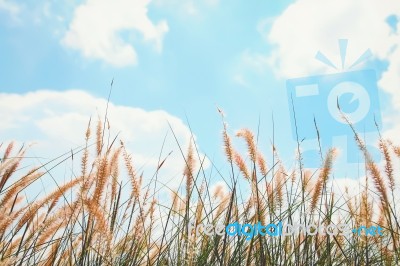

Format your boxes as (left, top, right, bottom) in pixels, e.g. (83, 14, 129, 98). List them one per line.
(250, 169, 257, 196)
(2, 142, 14, 161)
(266, 181, 275, 212)
(222, 122, 234, 163)
(78, 172, 96, 201)
(35, 203, 77, 246)
(359, 139, 390, 211)
(146, 199, 158, 250)
(96, 118, 103, 155)
(387, 140, 400, 158)
(257, 151, 268, 177)
(15, 177, 82, 233)
(15, 202, 42, 234)
(231, 201, 239, 222)
(194, 181, 205, 227)
(148, 198, 157, 223)
(43, 239, 61, 266)
(81, 118, 91, 179)
(271, 145, 284, 207)
(236, 128, 257, 163)
(335, 218, 345, 250)
(121, 173, 143, 227)
(142, 185, 151, 207)
(121, 141, 141, 201)
(84, 198, 109, 234)
(0, 151, 25, 193)
(132, 199, 156, 240)
(36, 218, 66, 249)
(148, 244, 165, 265)
(394, 146, 400, 157)
(382, 246, 395, 265)
(343, 112, 391, 213)
(85, 117, 92, 140)
(110, 147, 121, 202)
(0, 157, 16, 176)
(234, 151, 250, 180)
(136, 173, 143, 199)
(276, 166, 285, 208)
(92, 156, 109, 205)
(171, 190, 179, 214)
(1, 141, 15, 168)
(255, 195, 266, 225)
(0, 168, 43, 208)
(0, 146, 25, 175)
(379, 139, 395, 192)
(3, 235, 22, 257)
(28, 212, 46, 236)
(215, 192, 231, 219)
(310, 148, 336, 213)
(58, 236, 82, 265)
(378, 204, 387, 228)
(0, 257, 15, 266)
(360, 187, 372, 227)
(194, 199, 203, 229)
(212, 183, 225, 199)
(303, 170, 314, 195)
(48, 177, 83, 212)
(212, 185, 226, 216)
(0, 208, 26, 236)
(0, 194, 23, 217)
(109, 147, 121, 177)
(344, 187, 356, 220)
(183, 141, 195, 201)
(243, 192, 255, 217)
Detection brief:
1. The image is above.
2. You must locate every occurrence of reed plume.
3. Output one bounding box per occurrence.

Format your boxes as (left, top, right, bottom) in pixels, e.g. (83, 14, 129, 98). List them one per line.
(257, 151, 268, 177)
(310, 148, 336, 213)
(184, 141, 196, 203)
(379, 139, 395, 192)
(234, 151, 250, 180)
(236, 128, 257, 163)
(96, 119, 103, 155)
(222, 122, 234, 163)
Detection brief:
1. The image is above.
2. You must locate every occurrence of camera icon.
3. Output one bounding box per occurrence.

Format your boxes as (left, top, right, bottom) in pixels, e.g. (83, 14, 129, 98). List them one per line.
(287, 69, 382, 166)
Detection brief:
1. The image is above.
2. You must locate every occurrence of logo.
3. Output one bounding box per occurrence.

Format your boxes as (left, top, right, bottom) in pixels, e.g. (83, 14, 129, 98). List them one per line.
(287, 39, 382, 166)
(189, 221, 384, 241)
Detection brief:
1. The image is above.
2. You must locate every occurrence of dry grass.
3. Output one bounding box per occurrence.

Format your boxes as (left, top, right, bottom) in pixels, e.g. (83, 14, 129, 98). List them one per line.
(0, 113, 399, 266)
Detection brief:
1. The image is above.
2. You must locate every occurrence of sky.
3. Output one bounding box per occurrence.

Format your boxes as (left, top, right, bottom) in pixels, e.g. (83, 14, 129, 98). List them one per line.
(1, 0, 400, 196)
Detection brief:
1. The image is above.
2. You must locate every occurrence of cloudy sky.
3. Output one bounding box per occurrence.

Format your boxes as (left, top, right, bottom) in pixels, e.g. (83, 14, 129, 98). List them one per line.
(1, 0, 399, 191)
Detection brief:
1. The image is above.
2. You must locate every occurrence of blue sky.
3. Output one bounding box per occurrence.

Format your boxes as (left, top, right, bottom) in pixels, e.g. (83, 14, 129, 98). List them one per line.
(1, 0, 400, 188)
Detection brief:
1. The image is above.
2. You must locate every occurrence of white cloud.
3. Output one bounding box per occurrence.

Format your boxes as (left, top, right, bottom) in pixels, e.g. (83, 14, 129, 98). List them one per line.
(0, 90, 208, 189)
(62, 0, 168, 67)
(263, 0, 400, 144)
(203, 0, 219, 7)
(257, 0, 400, 203)
(153, 0, 219, 17)
(267, 0, 400, 77)
(379, 46, 400, 111)
(0, 0, 20, 18)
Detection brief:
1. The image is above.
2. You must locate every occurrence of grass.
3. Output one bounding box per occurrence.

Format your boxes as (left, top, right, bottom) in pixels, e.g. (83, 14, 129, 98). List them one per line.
(0, 112, 399, 266)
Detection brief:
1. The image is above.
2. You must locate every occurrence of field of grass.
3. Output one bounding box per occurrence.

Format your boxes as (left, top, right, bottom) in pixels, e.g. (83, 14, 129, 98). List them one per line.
(0, 113, 399, 266)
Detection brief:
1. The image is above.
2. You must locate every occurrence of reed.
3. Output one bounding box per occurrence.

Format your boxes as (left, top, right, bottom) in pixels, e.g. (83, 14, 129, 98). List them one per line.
(0, 114, 399, 266)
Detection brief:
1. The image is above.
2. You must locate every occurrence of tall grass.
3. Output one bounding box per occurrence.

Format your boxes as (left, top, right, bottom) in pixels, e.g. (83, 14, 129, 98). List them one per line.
(0, 113, 399, 265)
